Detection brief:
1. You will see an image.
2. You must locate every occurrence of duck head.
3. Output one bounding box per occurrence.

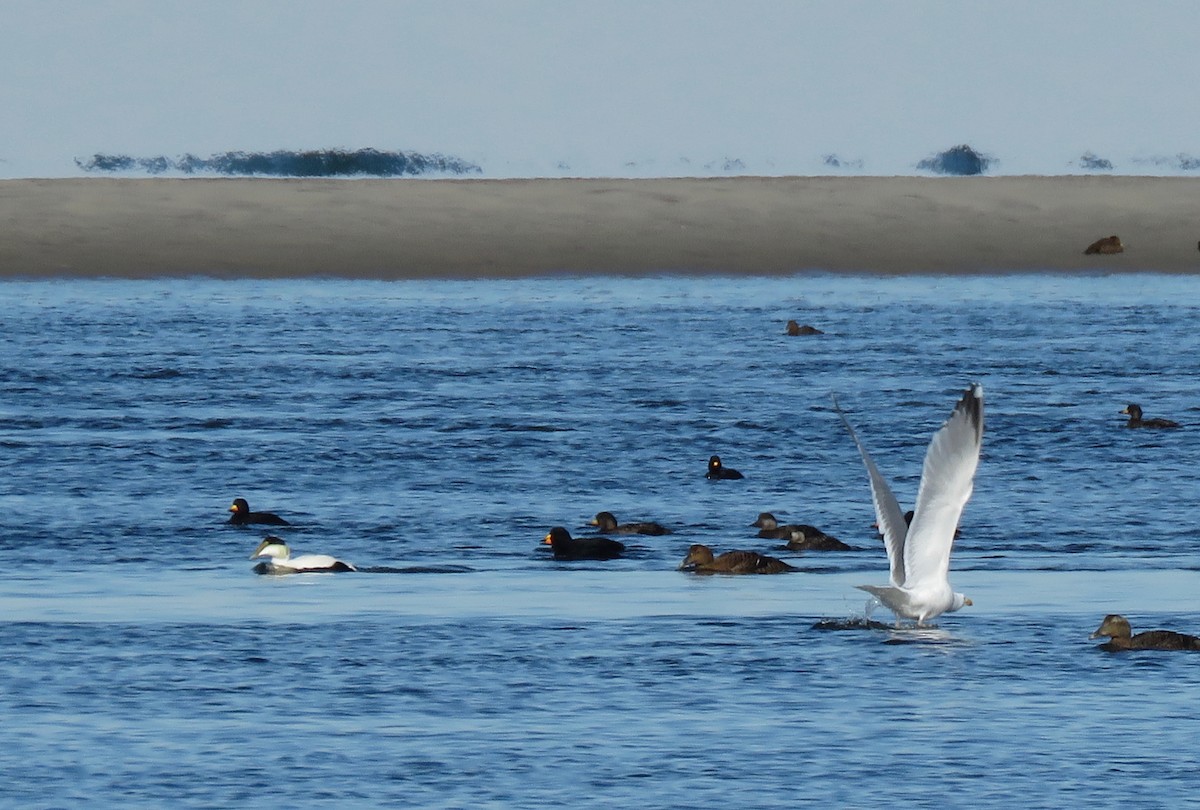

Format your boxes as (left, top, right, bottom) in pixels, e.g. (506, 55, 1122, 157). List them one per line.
(1090, 614, 1132, 640)
(679, 544, 715, 570)
(250, 536, 290, 560)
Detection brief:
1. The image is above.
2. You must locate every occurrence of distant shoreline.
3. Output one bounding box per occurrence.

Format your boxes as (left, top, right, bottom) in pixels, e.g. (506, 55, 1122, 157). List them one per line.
(2, 176, 1199, 278)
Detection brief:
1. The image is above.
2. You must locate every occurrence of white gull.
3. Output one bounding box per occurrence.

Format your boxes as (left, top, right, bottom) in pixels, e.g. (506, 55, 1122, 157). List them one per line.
(834, 383, 983, 625)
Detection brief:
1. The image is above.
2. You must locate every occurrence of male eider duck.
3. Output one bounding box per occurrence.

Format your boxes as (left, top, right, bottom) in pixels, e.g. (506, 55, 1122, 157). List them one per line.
(678, 544, 796, 574)
(1083, 235, 1123, 255)
(706, 455, 744, 480)
(228, 498, 290, 526)
(589, 511, 672, 536)
(543, 527, 625, 560)
(1120, 403, 1180, 429)
(1090, 614, 1200, 652)
(751, 512, 846, 549)
(786, 320, 823, 336)
(250, 537, 356, 574)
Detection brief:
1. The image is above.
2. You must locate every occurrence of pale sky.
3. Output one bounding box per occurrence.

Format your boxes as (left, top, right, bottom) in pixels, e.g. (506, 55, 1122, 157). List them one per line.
(3, 0, 1198, 177)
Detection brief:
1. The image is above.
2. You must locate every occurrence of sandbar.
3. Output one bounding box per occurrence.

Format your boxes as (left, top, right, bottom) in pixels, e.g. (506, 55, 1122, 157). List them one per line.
(1, 176, 1198, 278)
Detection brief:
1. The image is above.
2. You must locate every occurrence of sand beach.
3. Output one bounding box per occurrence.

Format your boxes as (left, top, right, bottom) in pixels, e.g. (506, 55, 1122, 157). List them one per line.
(1, 175, 1198, 278)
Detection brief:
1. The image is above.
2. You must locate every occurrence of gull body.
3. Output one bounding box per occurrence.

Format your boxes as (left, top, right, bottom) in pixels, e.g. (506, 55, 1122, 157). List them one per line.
(835, 384, 983, 625)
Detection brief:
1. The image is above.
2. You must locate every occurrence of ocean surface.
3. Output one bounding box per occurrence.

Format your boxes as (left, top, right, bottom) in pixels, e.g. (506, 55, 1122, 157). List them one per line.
(2, 274, 1199, 808)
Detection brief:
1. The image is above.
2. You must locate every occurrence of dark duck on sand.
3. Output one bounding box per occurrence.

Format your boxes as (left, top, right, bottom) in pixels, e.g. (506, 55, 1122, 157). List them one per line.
(1120, 403, 1179, 429)
(706, 455, 744, 480)
(1090, 614, 1200, 651)
(543, 527, 625, 560)
(228, 497, 290, 526)
(678, 543, 796, 574)
(1083, 235, 1124, 255)
(589, 511, 672, 536)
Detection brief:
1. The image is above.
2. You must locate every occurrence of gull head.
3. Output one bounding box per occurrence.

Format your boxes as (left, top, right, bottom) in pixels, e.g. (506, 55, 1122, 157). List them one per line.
(950, 593, 973, 612)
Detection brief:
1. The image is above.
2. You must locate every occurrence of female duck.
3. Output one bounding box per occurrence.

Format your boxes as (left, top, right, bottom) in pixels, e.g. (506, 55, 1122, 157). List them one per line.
(250, 537, 356, 574)
(784, 527, 852, 552)
(751, 512, 847, 549)
(589, 511, 672, 536)
(1120, 404, 1180, 429)
(1090, 614, 1200, 651)
(678, 543, 795, 574)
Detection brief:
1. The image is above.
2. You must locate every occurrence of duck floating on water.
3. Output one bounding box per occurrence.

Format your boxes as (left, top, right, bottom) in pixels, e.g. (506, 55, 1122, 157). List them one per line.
(678, 543, 795, 574)
(784, 527, 853, 552)
(786, 320, 823, 336)
(706, 455, 744, 480)
(250, 537, 356, 574)
(1090, 614, 1200, 651)
(543, 527, 625, 560)
(751, 512, 846, 549)
(229, 498, 290, 526)
(1120, 403, 1180, 429)
(589, 511, 672, 536)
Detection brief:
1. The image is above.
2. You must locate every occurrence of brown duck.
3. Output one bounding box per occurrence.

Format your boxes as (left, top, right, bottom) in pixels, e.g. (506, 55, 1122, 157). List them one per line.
(678, 543, 796, 574)
(589, 511, 672, 536)
(1084, 235, 1123, 255)
(784, 527, 853, 552)
(751, 512, 846, 549)
(786, 320, 823, 336)
(1090, 614, 1200, 651)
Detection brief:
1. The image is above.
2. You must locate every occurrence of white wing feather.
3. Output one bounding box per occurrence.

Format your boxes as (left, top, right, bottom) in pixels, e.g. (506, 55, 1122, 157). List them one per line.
(902, 384, 983, 590)
(832, 394, 909, 587)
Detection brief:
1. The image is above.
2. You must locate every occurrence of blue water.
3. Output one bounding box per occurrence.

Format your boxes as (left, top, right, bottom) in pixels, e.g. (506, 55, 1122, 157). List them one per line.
(2, 275, 1199, 808)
